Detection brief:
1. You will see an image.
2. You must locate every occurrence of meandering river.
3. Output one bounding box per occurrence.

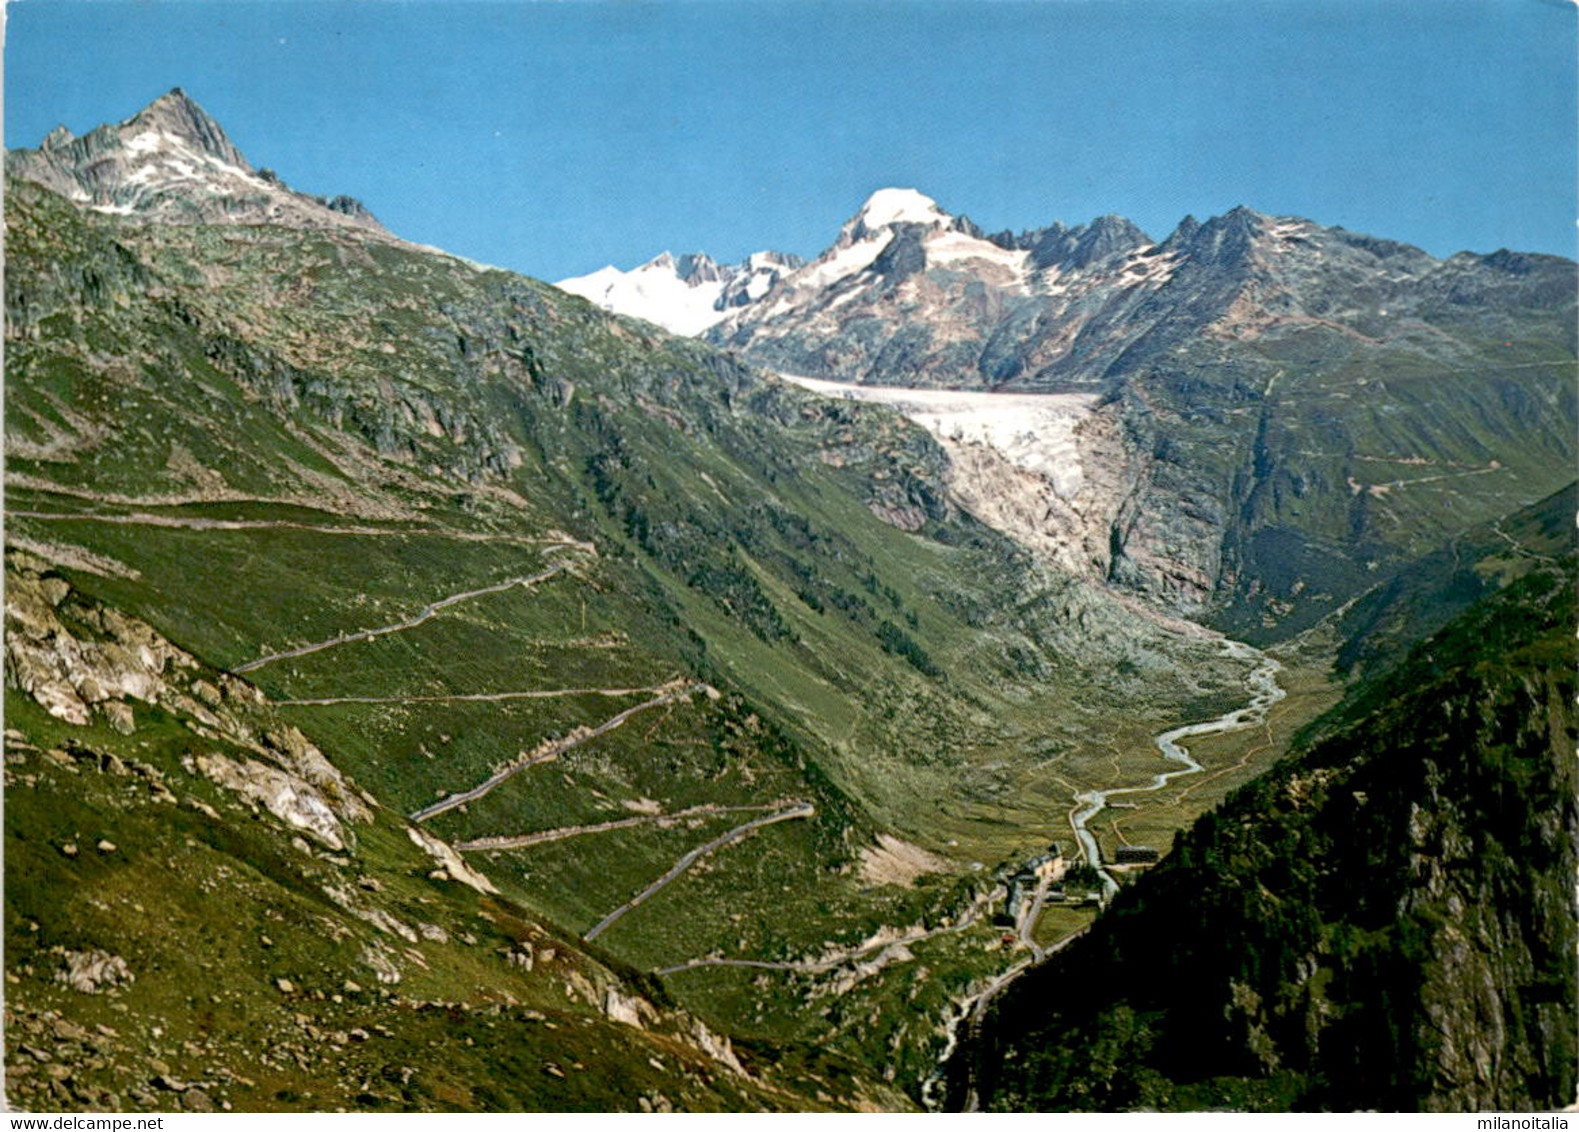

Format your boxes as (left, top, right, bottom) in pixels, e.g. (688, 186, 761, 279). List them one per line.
(1072, 639, 1286, 898)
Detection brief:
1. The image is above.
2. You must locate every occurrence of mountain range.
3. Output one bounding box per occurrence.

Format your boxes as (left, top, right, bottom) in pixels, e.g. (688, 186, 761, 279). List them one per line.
(5, 89, 1574, 1114)
(573, 184, 1575, 638)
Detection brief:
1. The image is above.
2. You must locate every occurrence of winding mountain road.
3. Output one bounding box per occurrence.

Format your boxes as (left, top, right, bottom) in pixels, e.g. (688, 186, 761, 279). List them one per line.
(454, 802, 785, 851)
(410, 682, 707, 823)
(584, 802, 814, 942)
(235, 565, 570, 673)
(657, 876, 1007, 977)
(9, 507, 594, 551)
(275, 683, 673, 708)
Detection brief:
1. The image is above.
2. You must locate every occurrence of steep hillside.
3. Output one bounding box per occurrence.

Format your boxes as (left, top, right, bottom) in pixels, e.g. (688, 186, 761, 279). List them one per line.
(5, 95, 1294, 1108)
(1321, 482, 1576, 682)
(5, 553, 894, 1112)
(948, 545, 1577, 1111)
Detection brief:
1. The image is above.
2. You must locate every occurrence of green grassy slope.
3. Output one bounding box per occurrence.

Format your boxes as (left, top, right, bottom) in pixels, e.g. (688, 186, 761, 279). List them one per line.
(5, 177, 1282, 1105)
(6, 554, 904, 1112)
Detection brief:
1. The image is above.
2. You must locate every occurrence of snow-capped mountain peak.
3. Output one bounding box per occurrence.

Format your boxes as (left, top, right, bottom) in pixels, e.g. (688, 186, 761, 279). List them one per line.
(123, 87, 252, 170)
(855, 187, 950, 229)
(556, 248, 803, 335)
(840, 187, 952, 246)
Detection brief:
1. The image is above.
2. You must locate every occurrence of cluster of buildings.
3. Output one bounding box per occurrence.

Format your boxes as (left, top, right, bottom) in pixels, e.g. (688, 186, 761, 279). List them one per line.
(999, 839, 1166, 932)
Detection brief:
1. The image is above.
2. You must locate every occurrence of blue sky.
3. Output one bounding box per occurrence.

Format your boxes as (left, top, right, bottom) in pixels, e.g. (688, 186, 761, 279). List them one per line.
(7, 0, 1576, 280)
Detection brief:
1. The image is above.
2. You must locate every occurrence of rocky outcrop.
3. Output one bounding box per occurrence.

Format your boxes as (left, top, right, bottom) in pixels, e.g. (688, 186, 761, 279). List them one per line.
(191, 751, 350, 850)
(5, 557, 194, 726)
(55, 950, 134, 995)
(406, 827, 499, 895)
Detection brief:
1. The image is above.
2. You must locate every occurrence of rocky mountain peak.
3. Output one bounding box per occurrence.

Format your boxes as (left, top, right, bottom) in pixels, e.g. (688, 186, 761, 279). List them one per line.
(1067, 214, 1151, 268)
(7, 88, 389, 239)
(745, 250, 802, 271)
(1177, 205, 1265, 265)
(122, 87, 250, 169)
(675, 252, 726, 284)
(1160, 214, 1202, 249)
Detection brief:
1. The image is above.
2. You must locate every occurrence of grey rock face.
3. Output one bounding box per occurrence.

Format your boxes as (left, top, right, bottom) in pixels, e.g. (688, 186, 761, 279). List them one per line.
(126, 87, 250, 167)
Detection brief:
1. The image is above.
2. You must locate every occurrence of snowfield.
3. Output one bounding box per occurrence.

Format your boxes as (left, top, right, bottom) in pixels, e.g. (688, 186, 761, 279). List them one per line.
(556, 258, 732, 336)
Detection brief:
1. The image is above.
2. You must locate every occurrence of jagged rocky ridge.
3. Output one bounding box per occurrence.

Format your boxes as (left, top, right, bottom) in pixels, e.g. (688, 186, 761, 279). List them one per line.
(9, 88, 389, 236)
(695, 189, 1571, 396)
(713, 190, 1576, 632)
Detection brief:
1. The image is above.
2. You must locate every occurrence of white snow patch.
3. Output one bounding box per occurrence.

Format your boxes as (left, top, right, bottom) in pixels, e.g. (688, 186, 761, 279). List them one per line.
(1117, 249, 1179, 288)
(826, 284, 869, 312)
(1268, 219, 1314, 240)
(744, 271, 776, 301)
(123, 130, 175, 155)
(557, 257, 731, 335)
(924, 230, 1032, 286)
(799, 231, 892, 291)
(558, 249, 798, 335)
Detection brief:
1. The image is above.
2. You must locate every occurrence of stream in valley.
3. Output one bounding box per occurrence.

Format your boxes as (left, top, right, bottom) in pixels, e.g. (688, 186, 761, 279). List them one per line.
(923, 637, 1286, 1110)
(1071, 639, 1287, 898)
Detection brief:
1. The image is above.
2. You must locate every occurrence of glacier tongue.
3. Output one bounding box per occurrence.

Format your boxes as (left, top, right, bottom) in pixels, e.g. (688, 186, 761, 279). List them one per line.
(780, 374, 1092, 497)
(777, 373, 1129, 578)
